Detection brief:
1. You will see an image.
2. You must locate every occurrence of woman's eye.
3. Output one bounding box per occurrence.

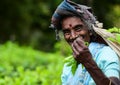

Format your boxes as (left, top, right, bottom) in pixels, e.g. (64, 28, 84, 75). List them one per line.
(63, 30, 70, 35)
(75, 26, 82, 31)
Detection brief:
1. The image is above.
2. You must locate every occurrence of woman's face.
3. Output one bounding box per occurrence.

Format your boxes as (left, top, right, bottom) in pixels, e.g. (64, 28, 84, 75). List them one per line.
(61, 16, 91, 45)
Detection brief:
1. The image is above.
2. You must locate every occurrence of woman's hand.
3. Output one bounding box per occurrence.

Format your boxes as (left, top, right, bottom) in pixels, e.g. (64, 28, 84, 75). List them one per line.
(71, 37, 92, 63)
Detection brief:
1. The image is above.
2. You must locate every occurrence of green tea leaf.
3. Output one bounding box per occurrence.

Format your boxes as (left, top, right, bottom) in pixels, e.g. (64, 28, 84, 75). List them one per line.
(85, 42, 89, 46)
(116, 34, 120, 44)
(108, 27, 120, 33)
(71, 61, 77, 75)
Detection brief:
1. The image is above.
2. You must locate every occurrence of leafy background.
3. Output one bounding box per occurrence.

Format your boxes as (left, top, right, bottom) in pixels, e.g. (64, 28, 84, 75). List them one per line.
(0, 0, 120, 85)
(0, 42, 67, 85)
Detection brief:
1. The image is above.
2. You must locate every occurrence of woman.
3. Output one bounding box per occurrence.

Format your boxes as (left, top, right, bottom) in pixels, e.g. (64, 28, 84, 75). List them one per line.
(50, 0, 120, 85)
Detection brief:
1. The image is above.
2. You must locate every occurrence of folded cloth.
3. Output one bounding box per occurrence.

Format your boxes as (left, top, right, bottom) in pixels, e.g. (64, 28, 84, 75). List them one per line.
(50, 0, 96, 31)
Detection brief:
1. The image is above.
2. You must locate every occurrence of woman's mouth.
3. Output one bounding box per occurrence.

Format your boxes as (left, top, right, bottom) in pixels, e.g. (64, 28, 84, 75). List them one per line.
(68, 35, 85, 45)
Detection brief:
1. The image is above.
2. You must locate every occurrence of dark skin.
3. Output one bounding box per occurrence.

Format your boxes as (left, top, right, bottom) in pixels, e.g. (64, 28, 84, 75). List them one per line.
(61, 16, 120, 85)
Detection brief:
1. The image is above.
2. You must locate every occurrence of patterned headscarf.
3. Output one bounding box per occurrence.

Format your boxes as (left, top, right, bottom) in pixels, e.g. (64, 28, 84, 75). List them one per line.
(50, 0, 97, 40)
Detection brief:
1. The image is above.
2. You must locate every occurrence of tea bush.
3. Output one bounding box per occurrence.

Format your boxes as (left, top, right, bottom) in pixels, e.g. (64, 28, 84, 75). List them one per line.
(0, 42, 65, 85)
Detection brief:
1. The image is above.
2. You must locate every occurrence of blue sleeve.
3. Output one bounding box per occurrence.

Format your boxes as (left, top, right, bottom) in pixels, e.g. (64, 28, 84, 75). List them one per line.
(97, 46, 120, 78)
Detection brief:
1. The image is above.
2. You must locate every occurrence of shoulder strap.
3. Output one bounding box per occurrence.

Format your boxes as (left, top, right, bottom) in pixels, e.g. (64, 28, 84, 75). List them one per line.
(92, 22, 120, 59)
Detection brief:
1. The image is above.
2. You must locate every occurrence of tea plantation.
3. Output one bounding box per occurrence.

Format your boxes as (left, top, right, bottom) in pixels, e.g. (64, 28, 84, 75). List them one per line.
(0, 42, 65, 85)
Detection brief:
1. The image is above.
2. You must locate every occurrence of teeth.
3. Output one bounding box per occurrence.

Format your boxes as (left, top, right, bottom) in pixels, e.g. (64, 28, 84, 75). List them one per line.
(78, 35, 84, 40)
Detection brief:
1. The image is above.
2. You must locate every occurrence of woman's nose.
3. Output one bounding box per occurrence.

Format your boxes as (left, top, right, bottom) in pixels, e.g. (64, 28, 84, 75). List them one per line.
(70, 31, 78, 40)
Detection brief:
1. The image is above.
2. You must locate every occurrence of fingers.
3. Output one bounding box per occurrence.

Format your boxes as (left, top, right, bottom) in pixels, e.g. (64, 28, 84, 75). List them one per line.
(72, 44, 79, 58)
(76, 37, 86, 47)
(71, 37, 89, 62)
(72, 37, 87, 52)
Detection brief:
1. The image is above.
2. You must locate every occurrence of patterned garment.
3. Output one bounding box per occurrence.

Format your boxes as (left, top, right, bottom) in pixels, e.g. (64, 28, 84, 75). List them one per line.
(61, 42, 120, 85)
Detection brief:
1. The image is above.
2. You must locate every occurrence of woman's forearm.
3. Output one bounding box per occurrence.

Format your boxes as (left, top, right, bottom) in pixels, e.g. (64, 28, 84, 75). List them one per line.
(82, 57, 110, 85)
(81, 55, 119, 85)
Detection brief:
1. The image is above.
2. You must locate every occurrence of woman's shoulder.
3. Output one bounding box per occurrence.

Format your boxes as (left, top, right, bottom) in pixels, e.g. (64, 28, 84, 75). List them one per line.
(89, 42, 119, 60)
(95, 42, 119, 62)
(89, 42, 114, 52)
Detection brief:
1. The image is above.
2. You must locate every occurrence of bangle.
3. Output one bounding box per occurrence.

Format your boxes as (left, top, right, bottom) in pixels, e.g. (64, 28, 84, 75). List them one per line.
(109, 79, 111, 85)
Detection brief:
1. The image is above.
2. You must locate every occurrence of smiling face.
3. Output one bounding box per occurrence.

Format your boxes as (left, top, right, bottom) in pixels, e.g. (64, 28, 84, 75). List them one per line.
(61, 16, 91, 45)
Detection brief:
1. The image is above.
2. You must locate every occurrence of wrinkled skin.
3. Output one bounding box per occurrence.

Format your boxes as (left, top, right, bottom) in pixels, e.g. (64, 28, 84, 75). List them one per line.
(61, 16, 120, 85)
(61, 16, 91, 63)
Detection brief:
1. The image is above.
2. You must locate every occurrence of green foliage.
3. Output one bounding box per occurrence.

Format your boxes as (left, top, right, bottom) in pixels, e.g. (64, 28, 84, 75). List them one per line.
(54, 40, 78, 75)
(108, 27, 120, 33)
(0, 41, 64, 85)
(0, 0, 120, 52)
(54, 40, 72, 56)
(0, 0, 63, 52)
(63, 42, 88, 75)
(107, 27, 120, 44)
(64, 56, 77, 75)
(106, 5, 120, 27)
(92, 0, 120, 28)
